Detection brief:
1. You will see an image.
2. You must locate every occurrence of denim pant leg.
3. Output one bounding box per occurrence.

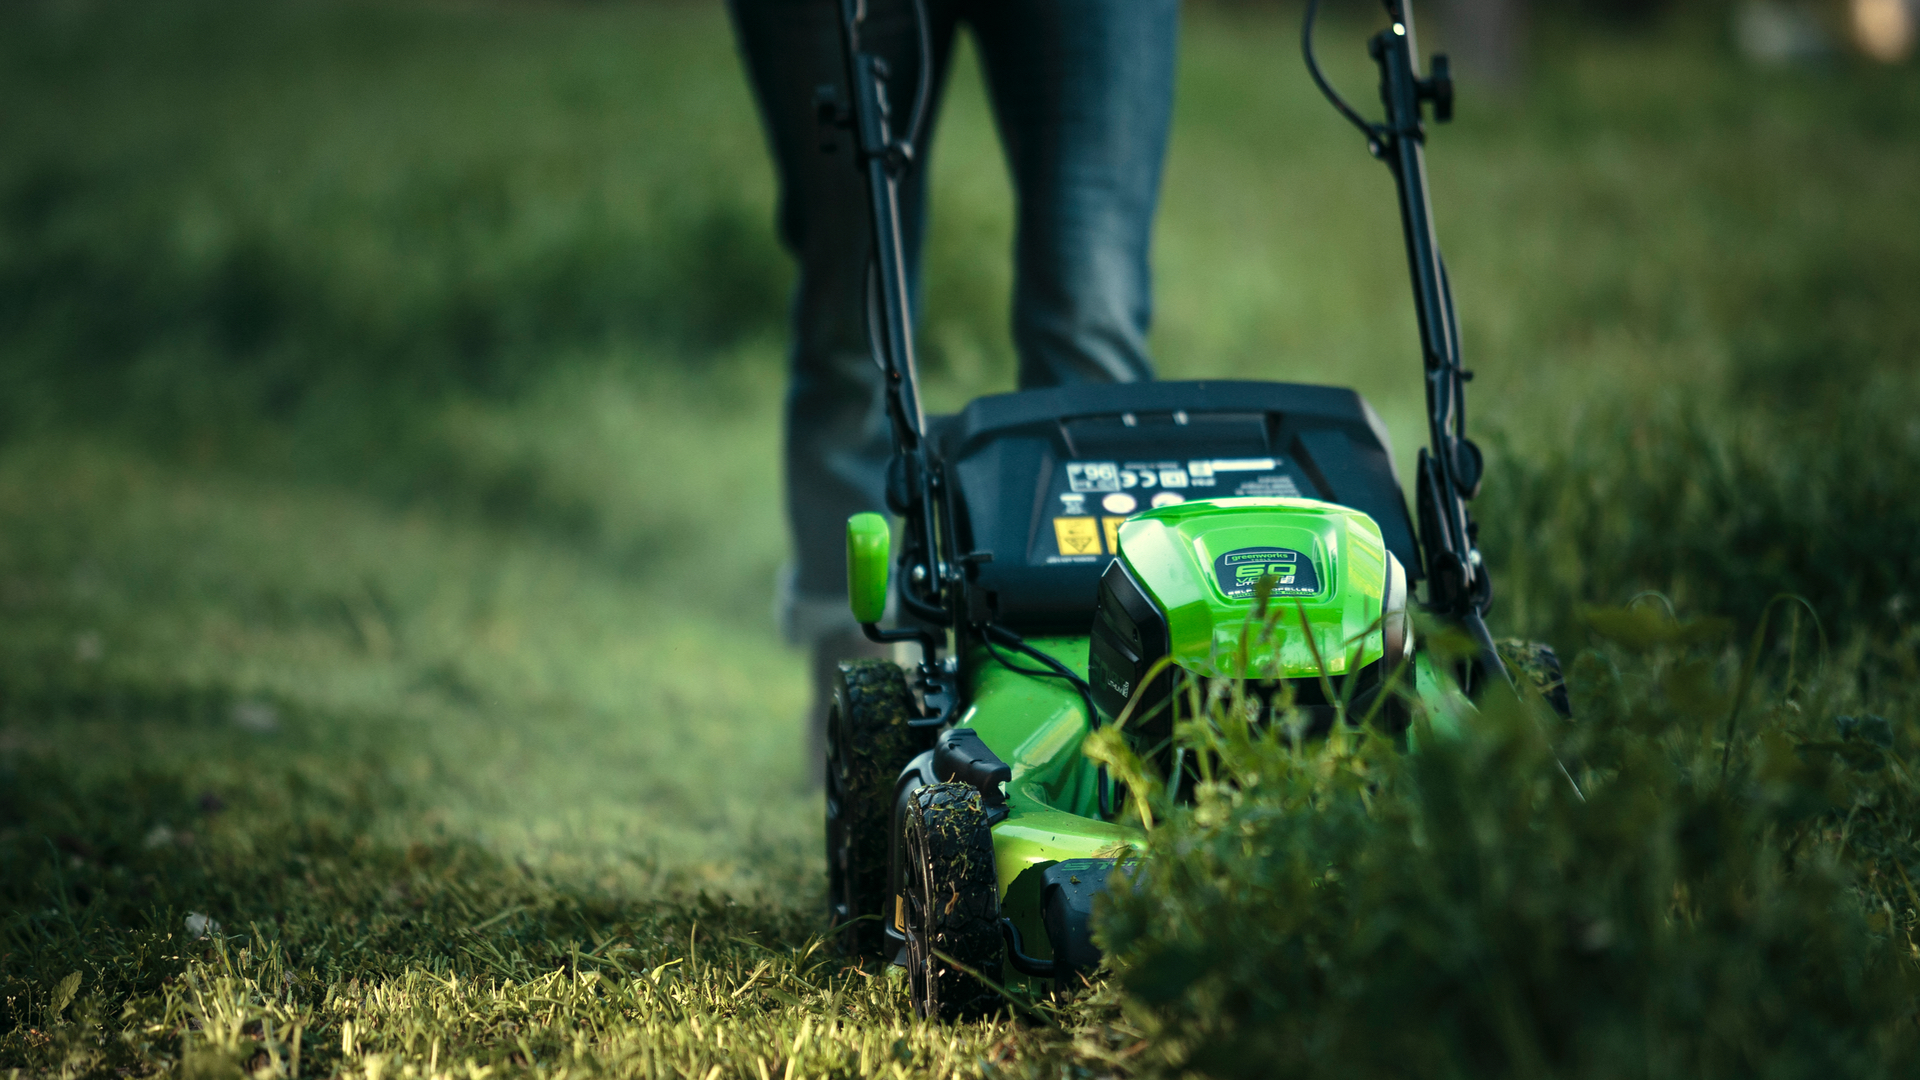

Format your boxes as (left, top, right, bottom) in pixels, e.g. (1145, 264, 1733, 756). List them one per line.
(972, 0, 1179, 388)
(728, 0, 1178, 641)
(727, 0, 961, 639)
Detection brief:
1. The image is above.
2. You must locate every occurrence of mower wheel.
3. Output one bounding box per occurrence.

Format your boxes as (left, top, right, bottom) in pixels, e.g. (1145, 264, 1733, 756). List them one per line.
(1497, 639, 1572, 719)
(827, 660, 923, 958)
(902, 781, 1004, 1021)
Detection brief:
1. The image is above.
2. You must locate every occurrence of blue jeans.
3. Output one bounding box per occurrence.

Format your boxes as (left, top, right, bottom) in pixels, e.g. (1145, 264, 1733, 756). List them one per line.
(728, 0, 1181, 639)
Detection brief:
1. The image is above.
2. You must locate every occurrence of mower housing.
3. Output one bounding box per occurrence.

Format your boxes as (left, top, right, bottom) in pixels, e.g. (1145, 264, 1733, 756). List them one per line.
(1089, 497, 1411, 742)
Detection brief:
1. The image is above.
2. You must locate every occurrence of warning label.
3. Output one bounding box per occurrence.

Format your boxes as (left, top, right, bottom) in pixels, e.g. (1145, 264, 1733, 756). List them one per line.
(1034, 457, 1314, 566)
(1231, 474, 1303, 499)
(1053, 517, 1102, 556)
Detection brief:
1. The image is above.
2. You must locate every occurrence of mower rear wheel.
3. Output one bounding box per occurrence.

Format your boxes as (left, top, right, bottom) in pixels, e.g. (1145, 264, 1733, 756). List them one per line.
(902, 781, 1005, 1021)
(1498, 639, 1572, 719)
(826, 659, 922, 957)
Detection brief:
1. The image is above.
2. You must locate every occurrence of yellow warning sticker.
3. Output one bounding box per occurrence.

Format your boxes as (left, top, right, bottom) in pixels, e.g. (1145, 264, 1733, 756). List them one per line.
(1103, 516, 1126, 554)
(1053, 516, 1102, 556)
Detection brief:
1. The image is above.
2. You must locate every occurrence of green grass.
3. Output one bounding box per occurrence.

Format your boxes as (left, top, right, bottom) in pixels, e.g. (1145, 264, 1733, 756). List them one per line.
(2, 0, 1918, 1076)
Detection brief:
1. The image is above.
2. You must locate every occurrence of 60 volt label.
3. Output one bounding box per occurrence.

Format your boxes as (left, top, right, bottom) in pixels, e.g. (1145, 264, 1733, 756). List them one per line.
(1213, 547, 1321, 600)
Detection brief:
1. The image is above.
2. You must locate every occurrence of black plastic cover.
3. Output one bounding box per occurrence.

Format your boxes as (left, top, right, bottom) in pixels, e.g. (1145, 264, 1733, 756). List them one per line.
(1086, 560, 1174, 746)
(933, 727, 1012, 807)
(1042, 858, 1116, 990)
(932, 380, 1417, 633)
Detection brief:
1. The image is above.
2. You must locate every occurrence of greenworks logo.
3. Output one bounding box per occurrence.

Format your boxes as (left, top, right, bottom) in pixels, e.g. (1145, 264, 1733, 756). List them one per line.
(1213, 547, 1320, 600)
(1234, 558, 1297, 581)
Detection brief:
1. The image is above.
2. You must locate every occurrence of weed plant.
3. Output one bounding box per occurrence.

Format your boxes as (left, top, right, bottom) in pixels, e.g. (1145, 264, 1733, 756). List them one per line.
(1094, 601, 1920, 1078)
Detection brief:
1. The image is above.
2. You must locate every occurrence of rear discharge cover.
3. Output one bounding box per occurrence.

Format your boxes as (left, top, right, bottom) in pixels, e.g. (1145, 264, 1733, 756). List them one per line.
(1088, 497, 1408, 740)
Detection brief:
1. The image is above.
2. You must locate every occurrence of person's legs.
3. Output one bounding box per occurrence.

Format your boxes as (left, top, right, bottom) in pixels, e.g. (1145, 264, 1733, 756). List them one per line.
(726, 0, 958, 782)
(968, 0, 1179, 388)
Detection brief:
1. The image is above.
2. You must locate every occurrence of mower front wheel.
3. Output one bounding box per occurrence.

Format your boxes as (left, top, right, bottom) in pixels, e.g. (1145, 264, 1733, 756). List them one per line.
(901, 781, 1005, 1021)
(827, 660, 923, 957)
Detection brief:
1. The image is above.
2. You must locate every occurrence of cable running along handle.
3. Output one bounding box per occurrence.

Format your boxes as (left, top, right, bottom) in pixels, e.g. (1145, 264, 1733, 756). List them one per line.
(826, 0, 961, 723)
(1303, 0, 1505, 686)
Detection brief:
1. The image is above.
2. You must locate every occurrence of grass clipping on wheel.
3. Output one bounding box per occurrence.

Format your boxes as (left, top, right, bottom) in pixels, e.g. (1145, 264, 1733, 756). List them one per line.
(1091, 616, 1920, 1079)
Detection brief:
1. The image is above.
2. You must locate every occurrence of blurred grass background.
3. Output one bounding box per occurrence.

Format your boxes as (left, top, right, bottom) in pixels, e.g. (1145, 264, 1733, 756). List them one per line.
(2, 0, 1918, 1075)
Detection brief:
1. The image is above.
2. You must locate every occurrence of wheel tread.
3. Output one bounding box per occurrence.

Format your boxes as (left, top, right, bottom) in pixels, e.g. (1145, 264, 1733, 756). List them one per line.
(827, 660, 920, 956)
(905, 781, 1004, 1020)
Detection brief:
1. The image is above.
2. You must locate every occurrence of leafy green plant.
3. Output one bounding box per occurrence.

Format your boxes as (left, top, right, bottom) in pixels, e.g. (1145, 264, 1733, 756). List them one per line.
(1095, 606, 1920, 1079)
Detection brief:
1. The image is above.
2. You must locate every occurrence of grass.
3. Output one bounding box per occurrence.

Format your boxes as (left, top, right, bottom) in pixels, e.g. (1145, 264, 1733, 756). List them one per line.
(1, 0, 1917, 1076)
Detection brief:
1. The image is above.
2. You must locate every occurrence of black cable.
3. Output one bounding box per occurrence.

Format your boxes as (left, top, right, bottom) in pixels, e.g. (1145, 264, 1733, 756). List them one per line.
(979, 625, 1096, 723)
(977, 623, 1111, 820)
(980, 637, 1056, 680)
(982, 635, 1090, 719)
(897, 577, 948, 626)
(1302, 0, 1378, 145)
(982, 637, 1094, 726)
(864, 256, 887, 374)
(1438, 254, 1464, 435)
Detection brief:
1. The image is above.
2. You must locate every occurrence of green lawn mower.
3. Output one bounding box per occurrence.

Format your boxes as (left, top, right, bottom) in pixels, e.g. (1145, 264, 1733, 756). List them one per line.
(822, 0, 1563, 1019)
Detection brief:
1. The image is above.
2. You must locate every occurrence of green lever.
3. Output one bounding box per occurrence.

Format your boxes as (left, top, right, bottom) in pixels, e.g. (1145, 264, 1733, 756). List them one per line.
(846, 512, 890, 625)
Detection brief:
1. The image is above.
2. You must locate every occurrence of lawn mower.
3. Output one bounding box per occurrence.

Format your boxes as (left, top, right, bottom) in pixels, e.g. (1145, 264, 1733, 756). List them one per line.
(821, 0, 1560, 1019)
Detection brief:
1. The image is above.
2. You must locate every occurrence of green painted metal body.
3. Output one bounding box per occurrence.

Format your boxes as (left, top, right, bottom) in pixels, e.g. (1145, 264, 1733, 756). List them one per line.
(953, 636, 1136, 962)
(850, 497, 1463, 960)
(955, 638, 1131, 875)
(950, 502, 1403, 957)
(1411, 649, 1471, 746)
(957, 499, 1397, 895)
